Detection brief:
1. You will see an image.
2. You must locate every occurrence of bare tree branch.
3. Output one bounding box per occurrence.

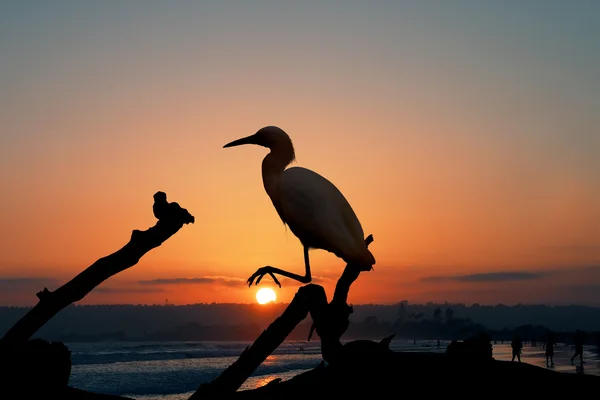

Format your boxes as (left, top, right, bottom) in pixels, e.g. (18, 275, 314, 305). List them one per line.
(1, 191, 194, 346)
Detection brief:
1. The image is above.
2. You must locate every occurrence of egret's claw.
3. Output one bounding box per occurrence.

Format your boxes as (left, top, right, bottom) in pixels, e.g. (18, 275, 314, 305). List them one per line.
(256, 271, 281, 287)
(246, 266, 282, 288)
(256, 273, 265, 285)
(269, 272, 281, 288)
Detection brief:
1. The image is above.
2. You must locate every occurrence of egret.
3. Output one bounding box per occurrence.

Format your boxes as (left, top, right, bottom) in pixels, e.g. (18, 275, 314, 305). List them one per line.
(223, 126, 375, 288)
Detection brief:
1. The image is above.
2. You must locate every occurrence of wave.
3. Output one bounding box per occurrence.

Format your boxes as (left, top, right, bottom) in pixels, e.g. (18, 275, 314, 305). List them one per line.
(67, 340, 446, 396)
(70, 353, 323, 396)
(68, 341, 323, 365)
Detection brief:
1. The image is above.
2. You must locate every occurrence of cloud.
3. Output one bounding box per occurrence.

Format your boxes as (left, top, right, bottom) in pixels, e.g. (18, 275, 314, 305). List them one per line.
(540, 244, 600, 253)
(0, 277, 61, 292)
(138, 276, 247, 287)
(563, 284, 600, 293)
(420, 271, 548, 283)
(0, 277, 60, 285)
(137, 274, 334, 288)
(94, 287, 166, 294)
(276, 275, 333, 284)
(0, 277, 169, 298)
(578, 265, 600, 273)
(309, 276, 334, 284)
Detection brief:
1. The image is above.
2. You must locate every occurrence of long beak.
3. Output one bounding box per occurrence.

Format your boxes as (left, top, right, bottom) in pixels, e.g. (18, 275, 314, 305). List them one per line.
(223, 134, 258, 148)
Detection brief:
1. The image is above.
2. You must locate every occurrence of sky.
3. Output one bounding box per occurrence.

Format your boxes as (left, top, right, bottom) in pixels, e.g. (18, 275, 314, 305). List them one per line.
(1, 1, 599, 307)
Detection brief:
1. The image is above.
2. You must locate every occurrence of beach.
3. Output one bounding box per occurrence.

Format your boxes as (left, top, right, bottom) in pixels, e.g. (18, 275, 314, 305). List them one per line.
(66, 339, 599, 399)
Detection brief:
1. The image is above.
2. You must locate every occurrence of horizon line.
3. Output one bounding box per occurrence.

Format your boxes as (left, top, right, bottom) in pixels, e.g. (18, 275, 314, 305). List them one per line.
(2, 301, 600, 309)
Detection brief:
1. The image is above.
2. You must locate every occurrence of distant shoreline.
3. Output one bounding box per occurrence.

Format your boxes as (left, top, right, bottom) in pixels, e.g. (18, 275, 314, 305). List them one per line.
(4, 302, 600, 346)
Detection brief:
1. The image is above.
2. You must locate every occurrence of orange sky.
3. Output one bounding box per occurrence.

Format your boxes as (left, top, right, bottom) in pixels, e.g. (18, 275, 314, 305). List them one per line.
(1, 2, 599, 306)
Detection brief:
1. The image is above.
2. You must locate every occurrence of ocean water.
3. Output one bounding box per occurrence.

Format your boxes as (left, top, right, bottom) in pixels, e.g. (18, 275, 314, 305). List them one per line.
(67, 340, 600, 399)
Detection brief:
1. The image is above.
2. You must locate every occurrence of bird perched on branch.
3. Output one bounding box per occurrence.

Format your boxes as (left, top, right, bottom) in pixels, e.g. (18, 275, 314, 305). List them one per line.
(153, 191, 195, 225)
(223, 126, 375, 288)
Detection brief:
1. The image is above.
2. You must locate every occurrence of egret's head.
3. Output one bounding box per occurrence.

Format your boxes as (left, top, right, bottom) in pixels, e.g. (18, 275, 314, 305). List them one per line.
(223, 126, 292, 149)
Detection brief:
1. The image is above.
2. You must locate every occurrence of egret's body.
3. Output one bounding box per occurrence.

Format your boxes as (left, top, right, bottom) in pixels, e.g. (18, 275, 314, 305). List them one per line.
(270, 167, 373, 267)
(224, 126, 375, 287)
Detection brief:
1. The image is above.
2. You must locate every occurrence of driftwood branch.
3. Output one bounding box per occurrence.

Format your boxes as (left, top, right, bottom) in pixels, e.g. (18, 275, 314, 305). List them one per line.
(332, 234, 373, 305)
(191, 235, 375, 398)
(1, 191, 194, 346)
(309, 233, 375, 361)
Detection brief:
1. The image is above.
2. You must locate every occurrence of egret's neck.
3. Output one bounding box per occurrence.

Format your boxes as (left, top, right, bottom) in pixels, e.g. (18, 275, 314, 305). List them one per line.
(261, 141, 295, 197)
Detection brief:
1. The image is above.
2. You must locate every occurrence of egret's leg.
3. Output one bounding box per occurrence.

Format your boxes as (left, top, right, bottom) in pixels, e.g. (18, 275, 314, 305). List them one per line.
(247, 246, 313, 287)
(302, 245, 312, 282)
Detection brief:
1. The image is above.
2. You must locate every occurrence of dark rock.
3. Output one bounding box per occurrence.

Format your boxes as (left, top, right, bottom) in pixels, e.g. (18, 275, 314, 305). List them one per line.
(1, 339, 72, 398)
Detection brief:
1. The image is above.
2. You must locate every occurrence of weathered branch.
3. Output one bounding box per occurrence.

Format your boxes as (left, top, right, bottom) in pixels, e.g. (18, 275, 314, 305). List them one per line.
(307, 234, 375, 358)
(332, 234, 373, 305)
(191, 235, 375, 398)
(1, 191, 194, 346)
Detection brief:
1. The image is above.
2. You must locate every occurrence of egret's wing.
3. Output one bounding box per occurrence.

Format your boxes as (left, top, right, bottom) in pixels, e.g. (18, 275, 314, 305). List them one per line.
(278, 167, 374, 265)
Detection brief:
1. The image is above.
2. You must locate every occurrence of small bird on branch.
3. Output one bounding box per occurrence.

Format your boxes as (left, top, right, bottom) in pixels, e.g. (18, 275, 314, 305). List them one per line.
(153, 191, 195, 224)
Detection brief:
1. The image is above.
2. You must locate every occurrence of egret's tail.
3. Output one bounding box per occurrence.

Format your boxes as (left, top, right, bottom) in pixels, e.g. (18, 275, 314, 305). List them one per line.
(350, 247, 376, 272)
(335, 234, 376, 271)
(361, 249, 376, 271)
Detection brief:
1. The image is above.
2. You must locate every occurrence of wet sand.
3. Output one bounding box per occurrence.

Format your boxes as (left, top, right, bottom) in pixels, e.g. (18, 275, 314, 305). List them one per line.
(492, 342, 599, 375)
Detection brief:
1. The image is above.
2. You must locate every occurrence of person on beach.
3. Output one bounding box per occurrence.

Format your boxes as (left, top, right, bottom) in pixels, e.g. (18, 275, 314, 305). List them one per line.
(511, 334, 523, 362)
(571, 329, 585, 366)
(543, 331, 557, 367)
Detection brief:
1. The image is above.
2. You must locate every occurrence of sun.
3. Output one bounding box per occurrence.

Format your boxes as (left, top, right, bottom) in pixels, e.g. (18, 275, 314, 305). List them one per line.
(256, 287, 277, 304)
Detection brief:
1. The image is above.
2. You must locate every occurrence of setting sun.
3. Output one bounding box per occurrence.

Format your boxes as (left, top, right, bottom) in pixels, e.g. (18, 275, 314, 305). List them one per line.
(256, 288, 277, 305)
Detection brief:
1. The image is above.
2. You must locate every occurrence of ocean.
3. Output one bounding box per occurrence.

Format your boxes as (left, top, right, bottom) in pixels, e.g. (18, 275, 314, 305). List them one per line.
(67, 340, 600, 399)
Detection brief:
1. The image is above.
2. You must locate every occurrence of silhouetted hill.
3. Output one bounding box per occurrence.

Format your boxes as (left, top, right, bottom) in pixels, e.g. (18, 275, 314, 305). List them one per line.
(2, 301, 600, 341)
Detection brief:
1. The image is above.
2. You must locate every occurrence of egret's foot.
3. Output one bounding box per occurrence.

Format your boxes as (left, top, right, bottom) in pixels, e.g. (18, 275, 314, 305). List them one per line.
(247, 266, 282, 288)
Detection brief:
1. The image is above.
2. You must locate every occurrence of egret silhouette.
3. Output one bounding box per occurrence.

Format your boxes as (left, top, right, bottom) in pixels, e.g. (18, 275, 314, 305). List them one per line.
(223, 126, 375, 288)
